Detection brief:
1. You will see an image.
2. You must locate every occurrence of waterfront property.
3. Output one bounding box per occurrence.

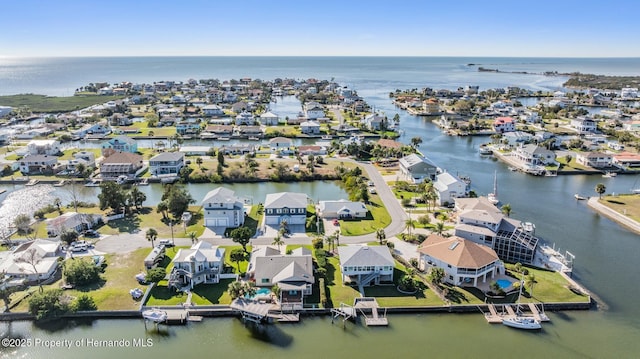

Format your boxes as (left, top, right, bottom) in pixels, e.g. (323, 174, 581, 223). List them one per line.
(300, 120, 321, 135)
(259, 111, 279, 125)
(247, 246, 314, 308)
(434, 172, 468, 206)
(576, 152, 613, 168)
(338, 245, 394, 286)
(570, 116, 597, 134)
(398, 153, 439, 184)
(45, 211, 102, 237)
(168, 241, 226, 290)
(418, 234, 504, 287)
(269, 137, 294, 154)
(513, 144, 556, 167)
(492, 117, 515, 133)
(19, 154, 58, 175)
(101, 136, 138, 154)
(0, 239, 61, 285)
(26, 139, 61, 156)
(201, 187, 246, 228)
(149, 152, 185, 177)
(454, 197, 539, 265)
(264, 192, 308, 226)
(99, 151, 144, 180)
(317, 199, 368, 219)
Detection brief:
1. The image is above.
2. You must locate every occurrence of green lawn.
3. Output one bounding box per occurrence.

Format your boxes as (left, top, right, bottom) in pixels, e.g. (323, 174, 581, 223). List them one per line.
(363, 262, 446, 307)
(599, 194, 640, 223)
(504, 264, 591, 303)
(339, 195, 391, 236)
(59, 148, 102, 160)
(100, 205, 205, 238)
(325, 256, 361, 307)
(0, 94, 125, 113)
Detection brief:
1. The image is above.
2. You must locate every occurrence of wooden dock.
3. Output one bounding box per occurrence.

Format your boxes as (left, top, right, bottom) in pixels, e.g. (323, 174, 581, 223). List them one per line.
(165, 310, 188, 325)
(354, 297, 388, 326)
(527, 303, 550, 322)
(270, 313, 300, 322)
(484, 304, 503, 324)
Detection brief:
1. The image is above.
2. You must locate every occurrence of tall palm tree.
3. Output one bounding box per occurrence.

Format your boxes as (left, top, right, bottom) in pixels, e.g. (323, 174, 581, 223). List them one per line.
(595, 183, 606, 199)
(375, 228, 386, 244)
(272, 233, 284, 251)
(434, 221, 445, 236)
(525, 273, 536, 298)
(146, 228, 158, 247)
(325, 234, 335, 253)
(405, 218, 415, 239)
(188, 231, 197, 244)
(501, 203, 512, 217)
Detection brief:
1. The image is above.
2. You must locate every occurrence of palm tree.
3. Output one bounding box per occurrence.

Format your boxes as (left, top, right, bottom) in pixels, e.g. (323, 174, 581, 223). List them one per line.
(501, 203, 512, 217)
(325, 234, 335, 253)
(595, 183, 606, 199)
(156, 201, 168, 219)
(146, 228, 158, 247)
(525, 273, 536, 298)
(196, 157, 203, 169)
(375, 228, 386, 244)
(434, 221, 445, 236)
(405, 218, 415, 240)
(272, 233, 284, 251)
(229, 249, 246, 273)
(188, 231, 197, 244)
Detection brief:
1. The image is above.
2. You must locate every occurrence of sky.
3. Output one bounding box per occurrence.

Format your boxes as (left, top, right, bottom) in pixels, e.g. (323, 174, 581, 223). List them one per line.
(1, 0, 639, 57)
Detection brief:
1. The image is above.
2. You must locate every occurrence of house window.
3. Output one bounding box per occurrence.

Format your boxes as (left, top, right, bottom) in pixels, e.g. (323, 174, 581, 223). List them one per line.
(277, 209, 282, 214)
(261, 278, 269, 284)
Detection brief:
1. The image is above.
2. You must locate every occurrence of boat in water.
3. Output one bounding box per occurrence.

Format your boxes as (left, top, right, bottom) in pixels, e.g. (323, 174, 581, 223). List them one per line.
(574, 194, 587, 200)
(502, 316, 542, 330)
(602, 171, 617, 178)
(478, 145, 493, 155)
(321, 135, 333, 140)
(488, 170, 499, 205)
(142, 308, 168, 323)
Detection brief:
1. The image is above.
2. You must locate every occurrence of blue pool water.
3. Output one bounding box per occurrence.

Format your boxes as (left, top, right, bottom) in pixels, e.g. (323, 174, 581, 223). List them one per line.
(496, 279, 512, 289)
(246, 288, 272, 299)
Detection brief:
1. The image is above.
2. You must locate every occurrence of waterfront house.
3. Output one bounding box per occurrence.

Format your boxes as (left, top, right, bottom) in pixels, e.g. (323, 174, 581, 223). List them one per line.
(300, 121, 321, 135)
(492, 117, 515, 133)
(297, 145, 327, 156)
(259, 111, 280, 126)
(264, 192, 308, 226)
(622, 120, 640, 132)
(0, 239, 61, 286)
(101, 136, 138, 155)
(362, 113, 385, 131)
(19, 154, 58, 175)
(27, 139, 61, 156)
(205, 125, 233, 137)
(454, 197, 539, 265)
(99, 151, 144, 180)
(269, 137, 293, 154)
(176, 120, 202, 135)
(399, 153, 439, 183)
(502, 131, 533, 147)
(168, 241, 225, 290)
(576, 152, 613, 168)
(338, 245, 394, 286)
(422, 98, 441, 114)
(45, 211, 102, 237)
(514, 144, 556, 166)
(237, 126, 263, 137)
(219, 143, 254, 155)
(304, 101, 325, 119)
(317, 200, 368, 219)
(149, 152, 185, 176)
(203, 104, 225, 117)
(231, 101, 249, 113)
(417, 234, 503, 287)
(72, 123, 110, 138)
(66, 151, 96, 172)
(570, 116, 597, 134)
(434, 172, 468, 206)
(248, 246, 314, 307)
(520, 111, 541, 124)
(202, 187, 246, 228)
(235, 111, 256, 126)
(612, 152, 640, 168)
(178, 146, 211, 156)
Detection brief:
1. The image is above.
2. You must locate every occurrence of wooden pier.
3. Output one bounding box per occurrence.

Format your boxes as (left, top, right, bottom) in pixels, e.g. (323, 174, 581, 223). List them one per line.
(527, 303, 550, 322)
(481, 304, 551, 324)
(165, 309, 188, 325)
(354, 297, 388, 326)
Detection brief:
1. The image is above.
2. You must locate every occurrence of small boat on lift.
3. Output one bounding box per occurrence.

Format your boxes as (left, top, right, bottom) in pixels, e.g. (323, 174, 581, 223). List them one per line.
(142, 308, 168, 323)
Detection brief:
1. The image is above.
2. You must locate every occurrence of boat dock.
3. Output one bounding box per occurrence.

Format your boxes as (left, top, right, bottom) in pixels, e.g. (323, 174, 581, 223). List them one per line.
(25, 179, 39, 186)
(354, 297, 388, 326)
(527, 303, 550, 322)
(481, 304, 550, 324)
(484, 304, 503, 323)
(165, 309, 188, 325)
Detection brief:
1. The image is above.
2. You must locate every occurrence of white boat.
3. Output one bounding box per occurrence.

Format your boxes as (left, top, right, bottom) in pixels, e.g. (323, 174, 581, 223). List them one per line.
(574, 194, 587, 200)
(142, 309, 168, 323)
(248, 136, 260, 141)
(508, 166, 518, 172)
(321, 135, 333, 140)
(602, 171, 617, 178)
(502, 316, 542, 330)
(217, 137, 231, 141)
(478, 145, 493, 155)
(488, 170, 499, 205)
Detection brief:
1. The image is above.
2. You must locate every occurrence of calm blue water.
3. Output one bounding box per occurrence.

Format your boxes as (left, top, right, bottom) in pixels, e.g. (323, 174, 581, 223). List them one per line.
(1, 57, 640, 357)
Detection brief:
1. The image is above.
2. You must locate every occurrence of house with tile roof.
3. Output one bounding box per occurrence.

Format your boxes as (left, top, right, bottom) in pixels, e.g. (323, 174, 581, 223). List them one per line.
(418, 234, 503, 287)
(338, 245, 394, 286)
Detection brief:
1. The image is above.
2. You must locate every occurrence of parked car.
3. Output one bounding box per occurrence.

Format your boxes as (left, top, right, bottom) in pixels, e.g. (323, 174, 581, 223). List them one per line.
(158, 239, 175, 248)
(368, 187, 377, 194)
(84, 230, 99, 238)
(332, 219, 340, 226)
(70, 244, 87, 252)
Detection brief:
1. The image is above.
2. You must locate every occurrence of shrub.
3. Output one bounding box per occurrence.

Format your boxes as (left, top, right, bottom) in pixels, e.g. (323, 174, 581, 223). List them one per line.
(72, 294, 97, 311)
(312, 237, 324, 249)
(314, 248, 327, 269)
(28, 289, 71, 321)
(146, 268, 166, 283)
(64, 258, 102, 286)
(409, 258, 419, 268)
(60, 231, 79, 244)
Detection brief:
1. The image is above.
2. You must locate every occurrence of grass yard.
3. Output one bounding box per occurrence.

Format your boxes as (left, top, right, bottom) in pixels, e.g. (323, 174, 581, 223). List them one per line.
(59, 148, 102, 160)
(0, 94, 125, 113)
(363, 263, 446, 307)
(599, 194, 640, 223)
(339, 195, 391, 236)
(504, 264, 592, 304)
(100, 205, 205, 238)
(325, 256, 361, 307)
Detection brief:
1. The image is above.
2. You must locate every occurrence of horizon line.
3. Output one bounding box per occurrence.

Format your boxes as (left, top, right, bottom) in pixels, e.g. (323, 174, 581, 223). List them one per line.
(2, 55, 640, 59)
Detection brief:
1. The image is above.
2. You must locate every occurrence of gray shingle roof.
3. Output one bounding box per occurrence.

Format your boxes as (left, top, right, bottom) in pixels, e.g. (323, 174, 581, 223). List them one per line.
(338, 246, 394, 267)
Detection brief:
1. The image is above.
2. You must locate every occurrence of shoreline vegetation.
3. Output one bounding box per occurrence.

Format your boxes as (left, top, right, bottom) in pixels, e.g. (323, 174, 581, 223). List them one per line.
(471, 65, 640, 90)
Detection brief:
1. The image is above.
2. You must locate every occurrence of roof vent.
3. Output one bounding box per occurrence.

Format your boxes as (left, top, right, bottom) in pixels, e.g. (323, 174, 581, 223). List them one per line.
(448, 241, 460, 251)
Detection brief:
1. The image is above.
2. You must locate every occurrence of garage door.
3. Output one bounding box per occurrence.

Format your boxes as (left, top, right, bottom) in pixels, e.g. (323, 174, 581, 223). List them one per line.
(205, 218, 228, 227)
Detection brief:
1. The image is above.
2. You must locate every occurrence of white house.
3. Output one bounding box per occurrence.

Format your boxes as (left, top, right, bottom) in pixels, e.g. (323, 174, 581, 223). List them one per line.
(434, 172, 467, 206)
(269, 137, 294, 154)
(19, 154, 58, 175)
(514, 144, 556, 166)
(362, 114, 385, 131)
(248, 246, 314, 307)
(27, 140, 61, 156)
(304, 102, 324, 119)
(264, 192, 308, 226)
(168, 241, 226, 290)
(149, 152, 185, 177)
(576, 152, 613, 168)
(300, 121, 321, 135)
(235, 111, 255, 126)
(203, 104, 225, 117)
(418, 234, 503, 287)
(45, 212, 102, 237)
(259, 111, 279, 125)
(72, 123, 111, 138)
(570, 116, 597, 134)
(0, 240, 61, 285)
(202, 187, 246, 228)
(338, 245, 394, 286)
(399, 154, 439, 183)
(317, 200, 368, 219)
(502, 131, 534, 147)
(492, 117, 516, 133)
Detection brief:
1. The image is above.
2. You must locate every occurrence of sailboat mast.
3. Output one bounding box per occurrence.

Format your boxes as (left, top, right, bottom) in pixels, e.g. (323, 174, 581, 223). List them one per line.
(493, 170, 498, 197)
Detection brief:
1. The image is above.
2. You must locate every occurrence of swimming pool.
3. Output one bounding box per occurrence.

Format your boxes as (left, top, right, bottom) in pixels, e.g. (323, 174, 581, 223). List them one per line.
(496, 279, 513, 289)
(246, 287, 272, 299)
